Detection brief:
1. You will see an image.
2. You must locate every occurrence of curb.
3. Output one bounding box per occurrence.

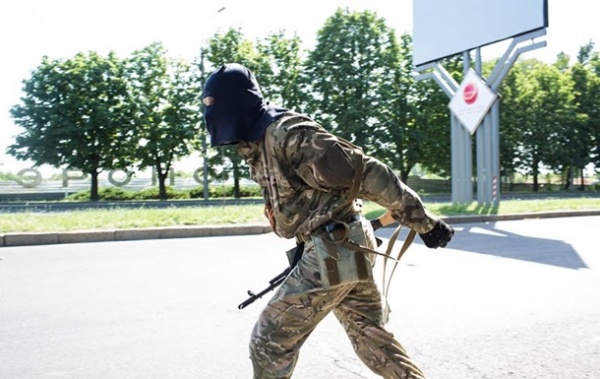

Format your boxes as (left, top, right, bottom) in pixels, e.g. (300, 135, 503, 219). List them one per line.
(1, 210, 599, 248)
(0, 224, 273, 248)
(441, 209, 600, 224)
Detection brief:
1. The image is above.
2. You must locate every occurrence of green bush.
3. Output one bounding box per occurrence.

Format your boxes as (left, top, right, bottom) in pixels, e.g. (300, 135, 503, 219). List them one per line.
(209, 185, 234, 198)
(189, 185, 261, 199)
(133, 186, 191, 200)
(189, 186, 206, 199)
(239, 185, 262, 197)
(66, 190, 92, 201)
(65, 185, 262, 201)
(66, 187, 136, 201)
(0, 171, 19, 181)
(101, 187, 135, 201)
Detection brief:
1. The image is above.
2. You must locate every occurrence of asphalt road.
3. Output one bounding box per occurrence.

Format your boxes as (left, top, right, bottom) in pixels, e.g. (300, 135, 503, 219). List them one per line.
(1, 216, 598, 379)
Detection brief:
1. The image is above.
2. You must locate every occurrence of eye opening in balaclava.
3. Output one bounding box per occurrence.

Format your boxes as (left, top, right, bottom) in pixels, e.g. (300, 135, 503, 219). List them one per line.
(202, 96, 214, 106)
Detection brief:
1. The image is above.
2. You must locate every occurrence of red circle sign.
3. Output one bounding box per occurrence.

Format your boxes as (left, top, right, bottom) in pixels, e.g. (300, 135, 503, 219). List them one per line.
(463, 83, 478, 105)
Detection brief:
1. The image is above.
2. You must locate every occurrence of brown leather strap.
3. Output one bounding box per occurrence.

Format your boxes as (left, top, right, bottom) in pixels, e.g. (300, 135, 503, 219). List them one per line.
(340, 239, 397, 261)
(345, 147, 364, 206)
(383, 229, 417, 297)
(381, 226, 417, 324)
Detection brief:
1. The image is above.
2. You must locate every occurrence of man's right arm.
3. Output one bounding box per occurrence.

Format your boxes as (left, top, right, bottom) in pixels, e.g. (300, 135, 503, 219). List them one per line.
(358, 155, 454, 247)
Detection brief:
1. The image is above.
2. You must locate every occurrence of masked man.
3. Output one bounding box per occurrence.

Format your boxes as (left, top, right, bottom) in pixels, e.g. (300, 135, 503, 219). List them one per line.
(202, 63, 454, 379)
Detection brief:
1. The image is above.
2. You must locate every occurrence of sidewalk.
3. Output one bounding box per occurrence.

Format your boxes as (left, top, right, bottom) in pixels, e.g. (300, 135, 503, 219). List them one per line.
(1, 209, 599, 248)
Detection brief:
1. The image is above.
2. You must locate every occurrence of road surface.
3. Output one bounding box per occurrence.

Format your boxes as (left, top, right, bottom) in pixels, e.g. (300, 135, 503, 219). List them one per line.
(1, 216, 598, 378)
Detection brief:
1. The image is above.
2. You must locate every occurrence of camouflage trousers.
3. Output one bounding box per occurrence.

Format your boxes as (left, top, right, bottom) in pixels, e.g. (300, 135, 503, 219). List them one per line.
(249, 240, 427, 379)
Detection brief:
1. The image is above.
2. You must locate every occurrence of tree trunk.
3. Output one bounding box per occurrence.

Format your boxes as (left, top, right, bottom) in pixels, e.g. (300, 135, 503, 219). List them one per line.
(233, 160, 241, 199)
(532, 160, 539, 192)
(400, 169, 409, 184)
(234, 175, 241, 199)
(90, 170, 99, 201)
(157, 166, 168, 201)
(564, 165, 573, 190)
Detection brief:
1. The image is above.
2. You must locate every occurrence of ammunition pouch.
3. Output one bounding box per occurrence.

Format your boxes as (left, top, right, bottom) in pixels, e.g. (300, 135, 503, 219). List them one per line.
(311, 217, 376, 289)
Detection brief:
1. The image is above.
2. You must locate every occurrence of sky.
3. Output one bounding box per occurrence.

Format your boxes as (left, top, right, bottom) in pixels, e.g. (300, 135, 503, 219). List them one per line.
(1, 0, 599, 175)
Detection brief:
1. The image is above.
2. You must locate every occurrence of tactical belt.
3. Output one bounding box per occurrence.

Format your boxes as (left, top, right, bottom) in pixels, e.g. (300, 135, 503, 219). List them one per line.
(295, 214, 362, 244)
(296, 215, 396, 261)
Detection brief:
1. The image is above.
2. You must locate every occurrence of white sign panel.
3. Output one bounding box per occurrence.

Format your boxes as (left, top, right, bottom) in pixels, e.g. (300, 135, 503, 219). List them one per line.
(413, 0, 548, 67)
(449, 69, 497, 135)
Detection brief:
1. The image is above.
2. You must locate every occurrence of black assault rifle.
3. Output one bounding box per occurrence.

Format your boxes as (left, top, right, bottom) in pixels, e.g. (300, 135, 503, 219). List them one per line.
(238, 267, 291, 309)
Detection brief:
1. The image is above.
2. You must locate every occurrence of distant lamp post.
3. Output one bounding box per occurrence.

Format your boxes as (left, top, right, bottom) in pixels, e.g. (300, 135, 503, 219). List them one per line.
(200, 48, 210, 201)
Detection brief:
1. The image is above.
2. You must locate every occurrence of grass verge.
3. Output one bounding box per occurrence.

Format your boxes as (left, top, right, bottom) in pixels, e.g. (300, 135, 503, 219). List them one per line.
(0, 198, 599, 233)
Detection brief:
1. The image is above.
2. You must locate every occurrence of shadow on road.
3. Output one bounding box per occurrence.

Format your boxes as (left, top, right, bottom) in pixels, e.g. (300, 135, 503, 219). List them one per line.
(375, 221, 587, 270)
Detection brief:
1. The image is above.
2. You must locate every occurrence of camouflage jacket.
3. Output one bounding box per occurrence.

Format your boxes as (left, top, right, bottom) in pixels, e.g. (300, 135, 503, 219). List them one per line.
(236, 111, 439, 239)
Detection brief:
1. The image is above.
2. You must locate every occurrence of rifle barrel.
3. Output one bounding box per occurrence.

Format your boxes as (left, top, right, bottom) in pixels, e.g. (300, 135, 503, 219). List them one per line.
(238, 268, 291, 309)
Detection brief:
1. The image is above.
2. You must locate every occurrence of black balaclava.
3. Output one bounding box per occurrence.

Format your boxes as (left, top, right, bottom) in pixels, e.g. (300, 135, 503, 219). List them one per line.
(202, 63, 287, 146)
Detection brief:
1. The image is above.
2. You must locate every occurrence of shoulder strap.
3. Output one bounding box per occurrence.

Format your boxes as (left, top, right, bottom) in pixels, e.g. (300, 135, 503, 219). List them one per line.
(278, 119, 365, 211)
(381, 226, 417, 324)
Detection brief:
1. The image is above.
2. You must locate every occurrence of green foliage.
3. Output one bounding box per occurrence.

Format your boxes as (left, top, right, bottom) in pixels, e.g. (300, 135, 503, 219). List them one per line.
(303, 9, 452, 182)
(127, 42, 202, 201)
(7, 8, 600, 197)
(8, 43, 204, 202)
(208, 185, 233, 198)
(188, 186, 206, 199)
(132, 186, 190, 200)
(2, 198, 599, 234)
(380, 33, 453, 180)
(67, 186, 192, 201)
(67, 187, 136, 201)
(189, 185, 261, 199)
(65, 185, 262, 201)
(499, 45, 600, 191)
(304, 8, 394, 149)
(257, 31, 307, 111)
(241, 185, 262, 198)
(0, 171, 19, 181)
(8, 51, 133, 201)
(567, 43, 600, 187)
(97, 187, 137, 201)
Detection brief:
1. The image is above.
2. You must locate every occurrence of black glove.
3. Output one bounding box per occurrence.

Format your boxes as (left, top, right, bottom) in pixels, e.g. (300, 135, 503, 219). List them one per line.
(419, 220, 454, 248)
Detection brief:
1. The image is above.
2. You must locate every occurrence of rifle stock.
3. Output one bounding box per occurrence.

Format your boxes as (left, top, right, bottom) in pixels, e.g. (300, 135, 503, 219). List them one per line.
(370, 211, 396, 231)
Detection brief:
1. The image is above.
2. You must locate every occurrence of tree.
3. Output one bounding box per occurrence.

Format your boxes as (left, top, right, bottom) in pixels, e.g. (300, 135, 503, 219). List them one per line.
(126, 42, 202, 201)
(498, 64, 524, 190)
(396, 37, 458, 180)
(8, 51, 132, 201)
(257, 31, 307, 112)
(303, 9, 453, 181)
(589, 48, 600, 171)
(503, 59, 576, 191)
(303, 8, 398, 152)
(377, 33, 450, 182)
(561, 42, 600, 188)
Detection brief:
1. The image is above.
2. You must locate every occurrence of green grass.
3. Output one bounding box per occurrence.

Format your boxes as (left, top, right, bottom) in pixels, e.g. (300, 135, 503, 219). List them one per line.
(427, 198, 600, 216)
(0, 198, 599, 234)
